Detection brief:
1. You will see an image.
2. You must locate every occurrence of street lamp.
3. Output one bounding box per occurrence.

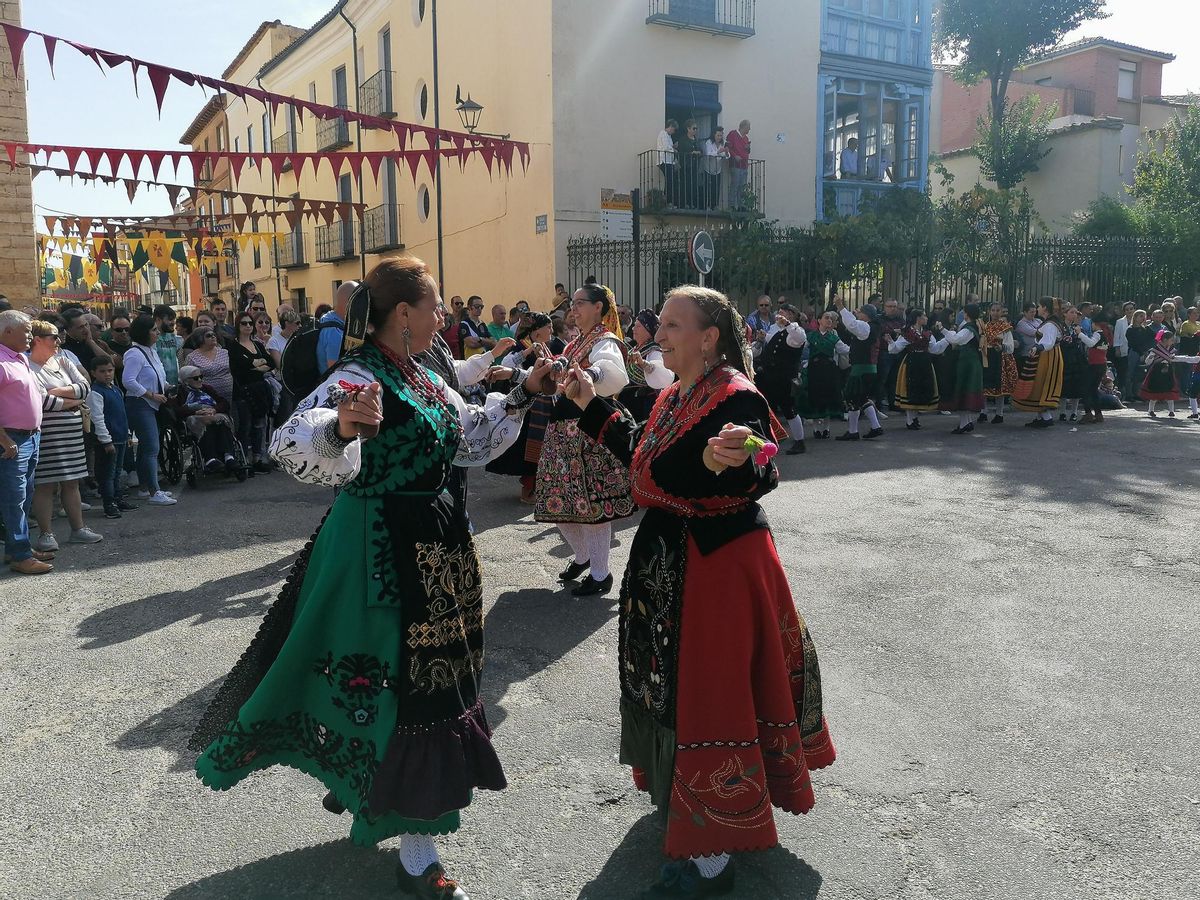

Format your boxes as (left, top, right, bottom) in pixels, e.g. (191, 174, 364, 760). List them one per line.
(454, 84, 509, 139)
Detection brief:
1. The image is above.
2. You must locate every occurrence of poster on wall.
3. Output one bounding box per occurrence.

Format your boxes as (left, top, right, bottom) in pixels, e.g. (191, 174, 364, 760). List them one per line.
(600, 189, 633, 241)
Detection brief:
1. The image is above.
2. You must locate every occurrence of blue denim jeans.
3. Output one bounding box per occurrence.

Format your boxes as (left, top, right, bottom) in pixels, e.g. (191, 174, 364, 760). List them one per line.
(124, 397, 161, 495)
(95, 441, 126, 503)
(0, 429, 40, 561)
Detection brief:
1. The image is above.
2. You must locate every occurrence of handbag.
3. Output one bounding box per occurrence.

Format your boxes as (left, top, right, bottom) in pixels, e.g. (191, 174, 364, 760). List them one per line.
(79, 400, 92, 433)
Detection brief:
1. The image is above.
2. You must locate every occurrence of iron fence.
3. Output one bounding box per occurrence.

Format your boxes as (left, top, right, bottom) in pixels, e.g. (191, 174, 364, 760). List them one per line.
(364, 204, 403, 253)
(315, 221, 357, 262)
(638, 149, 765, 217)
(646, 0, 756, 37)
(359, 69, 396, 119)
(274, 232, 307, 269)
(317, 114, 353, 153)
(568, 224, 1191, 317)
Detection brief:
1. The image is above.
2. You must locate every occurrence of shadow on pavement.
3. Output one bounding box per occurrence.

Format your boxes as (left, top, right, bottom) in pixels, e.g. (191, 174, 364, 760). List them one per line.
(482, 587, 617, 730)
(114, 678, 221, 772)
(76, 556, 296, 650)
(162, 840, 396, 900)
(577, 813, 823, 900)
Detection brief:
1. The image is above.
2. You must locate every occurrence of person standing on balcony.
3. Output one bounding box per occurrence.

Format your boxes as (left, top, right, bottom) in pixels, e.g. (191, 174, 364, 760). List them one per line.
(726, 119, 752, 210)
(676, 119, 703, 210)
(840, 137, 860, 179)
(702, 126, 729, 209)
(656, 119, 679, 207)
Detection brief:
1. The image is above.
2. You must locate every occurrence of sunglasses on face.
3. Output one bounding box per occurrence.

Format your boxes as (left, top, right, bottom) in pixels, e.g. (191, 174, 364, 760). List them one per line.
(112, 327, 129, 333)
(239, 320, 254, 326)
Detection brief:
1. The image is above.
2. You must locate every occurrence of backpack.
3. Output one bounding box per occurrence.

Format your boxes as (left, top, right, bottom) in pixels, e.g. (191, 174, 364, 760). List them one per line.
(281, 321, 340, 399)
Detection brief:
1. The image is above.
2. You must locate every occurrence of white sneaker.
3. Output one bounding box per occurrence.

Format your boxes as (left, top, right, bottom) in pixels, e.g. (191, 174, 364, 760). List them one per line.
(877, 411, 889, 420)
(35, 532, 60, 553)
(69, 527, 104, 544)
(138, 489, 174, 499)
(147, 491, 177, 506)
(79, 501, 92, 511)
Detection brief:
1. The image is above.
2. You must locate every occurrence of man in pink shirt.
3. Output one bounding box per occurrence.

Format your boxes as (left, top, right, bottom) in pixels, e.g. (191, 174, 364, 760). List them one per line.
(0, 310, 52, 575)
(726, 119, 752, 209)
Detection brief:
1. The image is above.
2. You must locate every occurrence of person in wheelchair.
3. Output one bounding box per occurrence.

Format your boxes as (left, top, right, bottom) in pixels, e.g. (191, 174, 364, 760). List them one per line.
(170, 365, 238, 474)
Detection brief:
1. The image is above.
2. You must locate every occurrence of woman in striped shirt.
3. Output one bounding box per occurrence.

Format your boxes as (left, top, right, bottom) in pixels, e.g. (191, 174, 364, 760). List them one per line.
(28, 319, 103, 550)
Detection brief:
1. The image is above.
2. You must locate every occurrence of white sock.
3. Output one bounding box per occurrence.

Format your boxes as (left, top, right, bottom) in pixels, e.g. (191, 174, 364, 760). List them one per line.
(399, 834, 440, 877)
(582, 523, 612, 581)
(557, 524, 589, 566)
(864, 405, 881, 430)
(958, 412, 971, 428)
(847, 410, 860, 434)
(1041, 411, 1053, 421)
(1148, 401, 1157, 414)
(996, 397, 1005, 416)
(1168, 400, 1176, 414)
(905, 411, 916, 425)
(786, 416, 805, 441)
(1190, 398, 1198, 414)
(690, 853, 731, 879)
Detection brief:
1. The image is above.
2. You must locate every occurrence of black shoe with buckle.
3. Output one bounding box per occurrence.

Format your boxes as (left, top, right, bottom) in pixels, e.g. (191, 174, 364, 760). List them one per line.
(862, 427, 884, 440)
(639, 859, 736, 898)
(558, 560, 590, 583)
(978, 412, 989, 422)
(572, 574, 613, 597)
(397, 863, 469, 899)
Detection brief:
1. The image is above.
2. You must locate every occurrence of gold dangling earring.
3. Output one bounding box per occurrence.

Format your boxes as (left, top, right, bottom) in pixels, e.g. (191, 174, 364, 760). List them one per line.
(403, 326, 412, 357)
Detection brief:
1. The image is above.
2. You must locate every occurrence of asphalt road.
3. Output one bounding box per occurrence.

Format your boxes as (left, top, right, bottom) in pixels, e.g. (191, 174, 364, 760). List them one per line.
(2, 406, 1197, 900)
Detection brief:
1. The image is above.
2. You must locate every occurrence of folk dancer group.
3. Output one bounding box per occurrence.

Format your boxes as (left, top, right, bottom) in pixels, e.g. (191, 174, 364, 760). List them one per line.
(189, 266, 833, 900)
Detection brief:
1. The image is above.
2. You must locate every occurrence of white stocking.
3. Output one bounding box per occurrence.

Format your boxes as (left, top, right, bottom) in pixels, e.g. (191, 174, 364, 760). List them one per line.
(786, 416, 805, 441)
(1190, 398, 1198, 414)
(996, 397, 1006, 416)
(581, 523, 612, 581)
(1168, 400, 1176, 414)
(400, 834, 440, 877)
(847, 410, 861, 434)
(864, 405, 881, 430)
(957, 412, 971, 428)
(557, 524, 589, 565)
(1148, 401, 1157, 414)
(691, 853, 731, 879)
(905, 410, 916, 426)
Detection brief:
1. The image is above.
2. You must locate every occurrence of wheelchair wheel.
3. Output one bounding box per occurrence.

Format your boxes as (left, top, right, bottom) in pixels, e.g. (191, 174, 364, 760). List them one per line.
(159, 425, 183, 486)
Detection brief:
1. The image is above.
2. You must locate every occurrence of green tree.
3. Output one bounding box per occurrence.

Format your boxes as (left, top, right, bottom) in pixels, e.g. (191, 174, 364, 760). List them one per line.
(1071, 195, 1142, 239)
(974, 94, 1055, 189)
(937, 0, 1106, 186)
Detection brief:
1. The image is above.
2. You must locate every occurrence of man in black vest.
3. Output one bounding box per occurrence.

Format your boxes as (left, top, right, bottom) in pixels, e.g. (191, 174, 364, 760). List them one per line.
(754, 304, 808, 454)
(835, 297, 885, 441)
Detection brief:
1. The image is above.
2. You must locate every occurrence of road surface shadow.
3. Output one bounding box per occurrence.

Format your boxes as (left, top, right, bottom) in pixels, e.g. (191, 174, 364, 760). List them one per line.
(162, 840, 396, 899)
(76, 556, 296, 650)
(482, 587, 617, 730)
(577, 813, 823, 900)
(114, 678, 221, 772)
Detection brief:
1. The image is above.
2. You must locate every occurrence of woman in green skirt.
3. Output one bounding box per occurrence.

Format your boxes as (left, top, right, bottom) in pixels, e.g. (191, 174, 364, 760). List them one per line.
(190, 256, 554, 900)
(937, 302, 985, 435)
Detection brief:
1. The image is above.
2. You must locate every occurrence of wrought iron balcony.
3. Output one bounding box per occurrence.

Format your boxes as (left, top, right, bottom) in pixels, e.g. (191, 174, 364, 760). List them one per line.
(315, 221, 357, 262)
(646, 0, 755, 38)
(364, 204, 403, 253)
(317, 114, 353, 152)
(271, 132, 295, 170)
(638, 149, 765, 217)
(274, 232, 307, 269)
(359, 70, 397, 119)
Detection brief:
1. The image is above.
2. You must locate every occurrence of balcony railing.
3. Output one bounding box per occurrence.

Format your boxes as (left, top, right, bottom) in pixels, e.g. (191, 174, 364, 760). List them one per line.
(274, 232, 307, 269)
(1066, 87, 1095, 117)
(315, 221, 357, 262)
(272, 132, 295, 170)
(359, 70, 397, 119)
(317, 114, 353, 152)
(638, 149, 765, 216)
(364, 204, 404, 253)
(646, 0, 755, 38)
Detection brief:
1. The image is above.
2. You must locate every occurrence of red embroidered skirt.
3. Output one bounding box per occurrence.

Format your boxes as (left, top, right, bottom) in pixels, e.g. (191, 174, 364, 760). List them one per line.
(627, 529, 835, 859)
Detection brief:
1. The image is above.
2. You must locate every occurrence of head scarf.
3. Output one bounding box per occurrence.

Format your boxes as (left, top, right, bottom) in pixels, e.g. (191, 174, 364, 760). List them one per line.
(598, 285, 624, 342)
(635, 308, 660, 339)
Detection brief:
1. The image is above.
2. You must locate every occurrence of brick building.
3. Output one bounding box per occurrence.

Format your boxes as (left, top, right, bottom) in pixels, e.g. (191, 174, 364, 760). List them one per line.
(0, 0, 40, 308)
(933, 38, 1188, 234)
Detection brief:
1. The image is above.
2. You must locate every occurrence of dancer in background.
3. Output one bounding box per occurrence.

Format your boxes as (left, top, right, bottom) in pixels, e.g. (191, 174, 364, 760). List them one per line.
(1057, 306, 1089, 423)
(619, 309, 674, 423)
(800, 310, 848, 440)
(566, 285, 834, 898)
(890, 308, 944, 430)
(534, 284, 634, 597)
(834, 297, 884, 442)
(938, 303, 985, 434)
(754, 303, 808, 454)
(1013, 297, 1064, 428)
(980, 303, 1017, 423)
(1141, 331, 1200, 417)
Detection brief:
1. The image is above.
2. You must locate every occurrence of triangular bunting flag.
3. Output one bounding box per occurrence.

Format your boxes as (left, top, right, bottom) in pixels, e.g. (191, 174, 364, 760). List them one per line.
(2, 24, 30, 75)
(43, 34, 57, 75)
(146, 65, 171, 115)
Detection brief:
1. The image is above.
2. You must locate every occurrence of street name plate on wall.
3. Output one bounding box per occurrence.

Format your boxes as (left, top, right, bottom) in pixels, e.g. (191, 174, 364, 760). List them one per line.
(535, 214, 548, 234)
(600, 189, 634, 241)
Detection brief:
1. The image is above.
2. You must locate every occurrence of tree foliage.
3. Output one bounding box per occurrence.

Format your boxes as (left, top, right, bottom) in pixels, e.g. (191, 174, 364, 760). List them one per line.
(974, 94, 1055, 189)
(937, 0, 1106, 187)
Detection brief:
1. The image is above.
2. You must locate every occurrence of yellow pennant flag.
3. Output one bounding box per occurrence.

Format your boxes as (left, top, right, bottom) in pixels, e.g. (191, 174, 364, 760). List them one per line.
(148, 234, 173, 271)
(82, 259, 99, 288)
(168, 262, 182, 292)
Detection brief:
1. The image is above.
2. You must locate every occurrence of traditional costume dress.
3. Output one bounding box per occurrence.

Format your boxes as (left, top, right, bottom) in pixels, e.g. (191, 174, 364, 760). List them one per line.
(1176, 321, 1200, 417)
(1012, 318, 1064, 425)
(486, 342, 557, 500)
(578, 363, 835, 869)
(890, 327, 944, 428)
(797, 328, 848, 439)
(836, 306, 884, 440)
(981, 319, 1017, 421)
(618, 339, 674, 423)
(1057, 323, 1090, 420)
(534, 317, 634, 594)
(191, 339, 536, 847)
(939, 321, 984, 431)
(1141, 341, 1200, 416)
(754, 320, 808, 453)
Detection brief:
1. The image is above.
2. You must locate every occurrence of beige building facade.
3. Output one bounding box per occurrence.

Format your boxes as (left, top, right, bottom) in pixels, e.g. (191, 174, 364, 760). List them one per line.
(187, 1, 824, 314)
(0, 0, 40, 309)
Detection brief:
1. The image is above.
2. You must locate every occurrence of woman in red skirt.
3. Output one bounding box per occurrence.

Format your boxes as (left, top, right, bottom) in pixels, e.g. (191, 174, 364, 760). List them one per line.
(567, 285, 835, 899)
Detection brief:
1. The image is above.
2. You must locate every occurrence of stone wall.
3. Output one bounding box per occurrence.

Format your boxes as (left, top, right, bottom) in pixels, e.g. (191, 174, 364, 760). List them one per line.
(0, 0, 39, 309)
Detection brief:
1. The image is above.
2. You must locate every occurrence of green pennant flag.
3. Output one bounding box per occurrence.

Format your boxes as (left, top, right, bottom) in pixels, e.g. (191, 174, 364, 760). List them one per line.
(42, 266, 55, 290)
(98, 261, 112, 285)
(131, 243, 150, 274)
(171, 239, 189, 267)
(67, 253, 83, 283)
